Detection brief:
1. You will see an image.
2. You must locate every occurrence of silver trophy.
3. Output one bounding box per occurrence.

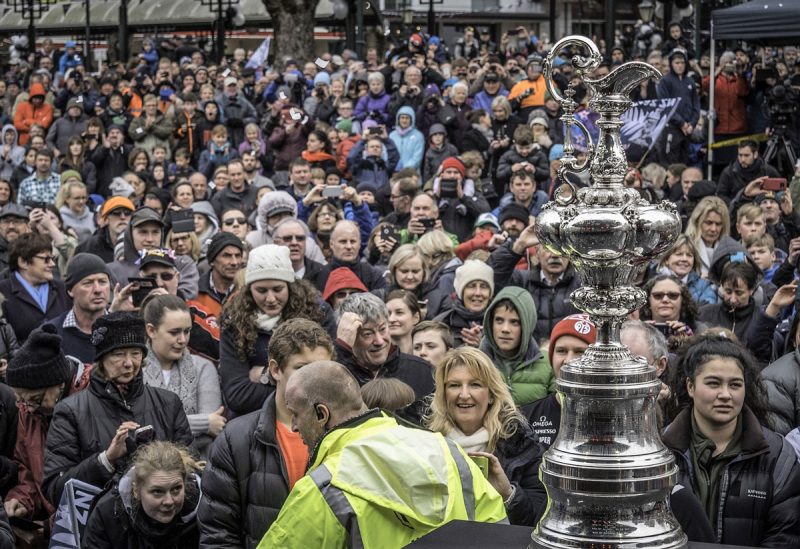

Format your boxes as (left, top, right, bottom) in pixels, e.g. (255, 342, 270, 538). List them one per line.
(531, 36, 687, 549)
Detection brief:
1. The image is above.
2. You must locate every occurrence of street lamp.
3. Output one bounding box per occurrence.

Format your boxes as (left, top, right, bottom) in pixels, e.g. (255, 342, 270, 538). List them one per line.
(9, 0, 57, 58)
(200, 0, 240, 63)
(639, 0, 655, 23)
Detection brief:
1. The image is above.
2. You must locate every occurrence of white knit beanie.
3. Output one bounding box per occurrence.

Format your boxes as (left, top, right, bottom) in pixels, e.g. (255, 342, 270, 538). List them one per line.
(245, 244, 295, 285)
(454, 260, 495, 300)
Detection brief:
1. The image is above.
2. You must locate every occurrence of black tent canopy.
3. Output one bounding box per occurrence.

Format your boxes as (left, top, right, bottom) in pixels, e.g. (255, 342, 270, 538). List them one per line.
(711, 0, 800, 41)
(706, 1, 800, 176)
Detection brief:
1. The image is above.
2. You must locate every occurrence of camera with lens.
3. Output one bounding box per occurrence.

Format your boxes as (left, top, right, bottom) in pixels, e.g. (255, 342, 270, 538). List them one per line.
(766, 84, 798, 130)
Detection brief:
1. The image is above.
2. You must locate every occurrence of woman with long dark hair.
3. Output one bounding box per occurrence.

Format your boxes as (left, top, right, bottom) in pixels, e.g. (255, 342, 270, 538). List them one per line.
(219, 245, 335, 416)
(640, 274, 706, 348)
(662, 336, 800, 547)
(301, 129, 337, 171)
(58, 135, 97, 193)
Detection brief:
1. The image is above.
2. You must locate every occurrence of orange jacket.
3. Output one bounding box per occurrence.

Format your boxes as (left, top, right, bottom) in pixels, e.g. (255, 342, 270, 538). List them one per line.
(336, 135, 361, 179)
(13, 83, 54, 145)
(508, 76, 547, 110)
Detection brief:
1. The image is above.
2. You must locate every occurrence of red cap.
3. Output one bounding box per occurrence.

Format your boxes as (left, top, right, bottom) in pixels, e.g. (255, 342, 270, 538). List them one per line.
(441, 156, 465, 178)
(322, 267, 369, 303)
(410, 33, 424, 47)
(548, 314, 596, 362)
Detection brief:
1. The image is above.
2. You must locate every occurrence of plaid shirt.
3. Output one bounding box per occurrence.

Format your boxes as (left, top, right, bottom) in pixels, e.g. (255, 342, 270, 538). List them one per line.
(62, 309, 78, 329)
(18, 171, 61, 205)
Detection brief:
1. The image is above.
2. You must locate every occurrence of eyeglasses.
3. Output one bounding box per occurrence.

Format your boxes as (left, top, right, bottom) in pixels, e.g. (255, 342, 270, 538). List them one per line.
(317, 211, 336, 218)
(277, 234, 306, 242)
(651, 291, 680, 301)
(390, 194, 408, 200)
(334, 289, 359, 300)
(108, 209, 132, 218)
(33, 254, 56, 264)
(146, 271, 176, 281)
(223, 217, 247, 226)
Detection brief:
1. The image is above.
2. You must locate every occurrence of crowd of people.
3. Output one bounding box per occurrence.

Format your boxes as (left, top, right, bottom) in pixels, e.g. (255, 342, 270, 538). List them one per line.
(0, 24, 798, 548)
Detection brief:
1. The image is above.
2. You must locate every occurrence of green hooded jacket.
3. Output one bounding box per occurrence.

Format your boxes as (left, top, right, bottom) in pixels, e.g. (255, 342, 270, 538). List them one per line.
(480, 286, 555, 406)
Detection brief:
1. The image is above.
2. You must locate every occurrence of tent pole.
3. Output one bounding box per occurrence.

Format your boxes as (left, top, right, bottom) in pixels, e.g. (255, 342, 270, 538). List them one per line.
(708, 18, 716, 180)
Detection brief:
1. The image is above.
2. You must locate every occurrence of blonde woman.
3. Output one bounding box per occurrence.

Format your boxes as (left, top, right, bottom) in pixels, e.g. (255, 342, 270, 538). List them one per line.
(658, 234, 717, 305)
(417, 230, 462, 318)
(55, 178, 95, 241)
(168, 230, 202, 262)
(684, 196, 731, 276)
(81, 441, 203, 547)
(426, 347, 546, 526)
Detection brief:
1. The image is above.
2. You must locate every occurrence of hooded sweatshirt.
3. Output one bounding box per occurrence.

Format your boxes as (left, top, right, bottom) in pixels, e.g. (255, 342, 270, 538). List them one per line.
(0, 124, 25, 180)
(13, 83, 54, 145)
(389, 106, 424, 170)
(106, 219, 200, 300)
(480, 286, 555, 406)
(322, 266, 368, 303)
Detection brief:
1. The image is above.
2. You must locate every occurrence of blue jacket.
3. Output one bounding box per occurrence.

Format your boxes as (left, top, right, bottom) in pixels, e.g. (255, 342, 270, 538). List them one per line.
(473, 89, 509, 114)
(686, 271, 718, 306)
(656, 63, 700, 128)
(346, 138, 399, 190)
(389, 106, 425, 171)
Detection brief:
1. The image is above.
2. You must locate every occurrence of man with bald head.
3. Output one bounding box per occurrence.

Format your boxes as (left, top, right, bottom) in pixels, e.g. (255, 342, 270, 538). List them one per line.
(313, 220, 386, 292)
(258, 361, 507, 549)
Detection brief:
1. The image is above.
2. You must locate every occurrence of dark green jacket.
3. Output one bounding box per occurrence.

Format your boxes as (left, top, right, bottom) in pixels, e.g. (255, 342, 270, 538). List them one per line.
(480, 286, 555, 406)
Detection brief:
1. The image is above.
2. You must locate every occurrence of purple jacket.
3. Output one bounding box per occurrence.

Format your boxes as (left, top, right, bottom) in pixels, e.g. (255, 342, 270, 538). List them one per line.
(354, 91, 392, 126)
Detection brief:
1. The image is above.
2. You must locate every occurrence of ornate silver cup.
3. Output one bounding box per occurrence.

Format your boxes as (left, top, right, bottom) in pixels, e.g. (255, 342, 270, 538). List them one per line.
(531, 36, 687, 549)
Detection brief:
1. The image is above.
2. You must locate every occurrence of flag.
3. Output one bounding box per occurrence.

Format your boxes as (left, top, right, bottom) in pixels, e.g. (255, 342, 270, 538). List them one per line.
(48, 479, 102, 548)
(620, 98, 681, 151)
(566, 98, 681, 154)
(246, 38, 271, 70)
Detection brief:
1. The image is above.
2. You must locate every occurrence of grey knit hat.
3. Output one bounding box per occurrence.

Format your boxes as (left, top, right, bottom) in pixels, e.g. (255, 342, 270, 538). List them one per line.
(65, 253, 110, 292)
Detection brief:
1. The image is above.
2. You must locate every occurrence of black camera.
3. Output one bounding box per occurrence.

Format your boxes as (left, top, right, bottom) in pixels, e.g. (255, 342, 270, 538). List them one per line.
(766, 84, 798, 129)
(439, 178, 459, 199)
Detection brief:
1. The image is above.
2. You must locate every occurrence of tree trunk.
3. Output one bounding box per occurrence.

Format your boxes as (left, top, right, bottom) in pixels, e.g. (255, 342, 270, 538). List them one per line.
(263, 0, 319, 68)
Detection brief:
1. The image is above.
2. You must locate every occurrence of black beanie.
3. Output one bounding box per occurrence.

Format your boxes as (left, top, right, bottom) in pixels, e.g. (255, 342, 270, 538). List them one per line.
(65, 253, 110, 291)
(6, 324, 72, 389)
(206, 232, 244, 263)
(499, 203, 530, 227)
(92, 312, 148, 362)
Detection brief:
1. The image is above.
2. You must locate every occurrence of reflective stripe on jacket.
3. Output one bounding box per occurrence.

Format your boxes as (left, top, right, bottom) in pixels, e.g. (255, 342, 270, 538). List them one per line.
(258, 411, 507, 548)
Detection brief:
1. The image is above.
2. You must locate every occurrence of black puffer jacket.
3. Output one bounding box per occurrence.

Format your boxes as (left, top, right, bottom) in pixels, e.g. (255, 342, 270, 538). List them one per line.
(493, 423, 547, 526)
(434, 299, 485, 348)
(762, 347, 800, 436)
(198, 393, 289, 549)
(662, 407, 800, 547)
(81, 470, 200, 549)
(423, 256, 461, 319)
(335, 341, 434, 425)
(43, 370, 192, 505)
(488, 243, 581, 343)
(698, 300, 757, 343)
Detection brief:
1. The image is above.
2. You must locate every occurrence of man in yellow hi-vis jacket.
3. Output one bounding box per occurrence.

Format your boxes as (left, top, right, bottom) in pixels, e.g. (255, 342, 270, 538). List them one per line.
(258, 361, 508, 549)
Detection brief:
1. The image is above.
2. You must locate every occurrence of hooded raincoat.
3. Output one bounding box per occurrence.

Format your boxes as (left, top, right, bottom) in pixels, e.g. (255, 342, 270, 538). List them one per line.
(479, 286, 555, 406)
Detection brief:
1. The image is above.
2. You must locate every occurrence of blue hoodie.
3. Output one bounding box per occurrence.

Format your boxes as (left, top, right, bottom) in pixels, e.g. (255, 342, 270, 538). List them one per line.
(389, 106, 424, 171)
